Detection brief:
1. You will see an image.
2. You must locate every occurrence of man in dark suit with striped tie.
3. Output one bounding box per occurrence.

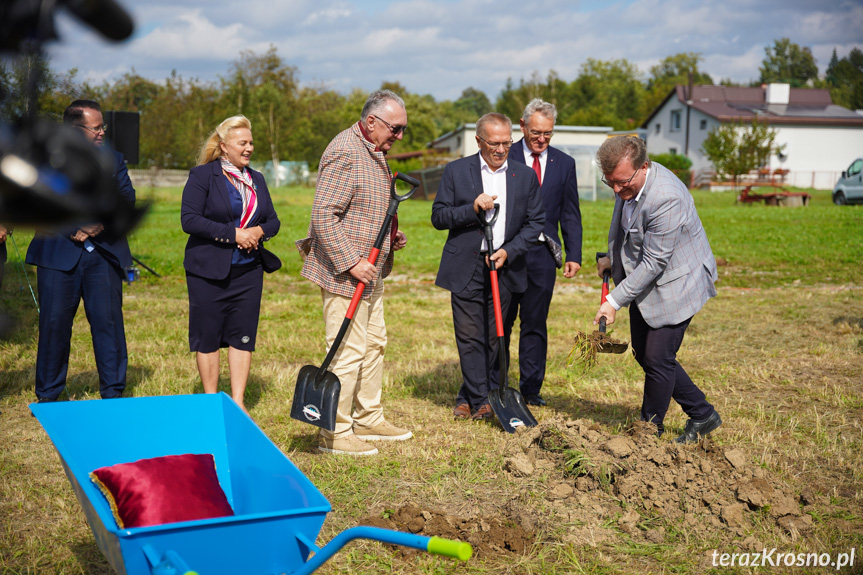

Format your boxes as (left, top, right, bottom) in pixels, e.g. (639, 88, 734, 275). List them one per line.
(26, 100, 136, 402)
(504, 99, 582, 407)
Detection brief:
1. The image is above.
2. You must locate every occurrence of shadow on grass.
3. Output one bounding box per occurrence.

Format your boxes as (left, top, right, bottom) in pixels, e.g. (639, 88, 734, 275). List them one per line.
(69, 540, 114, 575)
(402, 359, 638, 429)
(403, 360, 463, 407)
(188, 372, 269, 411)
(0, 286, 40, 344)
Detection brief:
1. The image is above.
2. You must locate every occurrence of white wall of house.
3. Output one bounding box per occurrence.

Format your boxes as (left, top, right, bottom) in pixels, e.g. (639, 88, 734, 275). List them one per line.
(646, 97, 863, 188)
(767, 125, 863, 188)
(644, 100, 718, 171)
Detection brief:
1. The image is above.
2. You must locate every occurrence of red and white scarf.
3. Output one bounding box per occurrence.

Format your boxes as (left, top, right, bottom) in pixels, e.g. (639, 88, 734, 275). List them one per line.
(220, 157, 258, 229)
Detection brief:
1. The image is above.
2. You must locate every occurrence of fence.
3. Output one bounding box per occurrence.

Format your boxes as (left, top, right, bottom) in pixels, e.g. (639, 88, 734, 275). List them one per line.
(128, 168, 189, 188)
(691, 168, 840, 191)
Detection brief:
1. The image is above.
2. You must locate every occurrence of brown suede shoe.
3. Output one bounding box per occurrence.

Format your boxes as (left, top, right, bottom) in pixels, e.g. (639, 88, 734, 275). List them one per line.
(453, 403, 471, 420)
(471, 404, 494, 420)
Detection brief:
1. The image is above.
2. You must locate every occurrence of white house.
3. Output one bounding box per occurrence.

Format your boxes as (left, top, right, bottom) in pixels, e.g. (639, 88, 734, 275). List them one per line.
(428, 123, 615, 200)
(642, 83, 863, 189)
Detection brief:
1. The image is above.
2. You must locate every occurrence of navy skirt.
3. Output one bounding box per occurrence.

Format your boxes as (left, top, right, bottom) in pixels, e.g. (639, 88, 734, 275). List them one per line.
(187, 262, 263, 353)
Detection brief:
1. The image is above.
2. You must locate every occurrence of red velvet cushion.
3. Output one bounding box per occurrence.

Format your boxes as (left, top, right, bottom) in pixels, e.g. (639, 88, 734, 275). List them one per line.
(90, 453, 234, 529)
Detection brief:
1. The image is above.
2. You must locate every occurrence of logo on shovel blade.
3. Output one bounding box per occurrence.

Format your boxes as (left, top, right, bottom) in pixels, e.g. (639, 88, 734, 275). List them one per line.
(303, 405, 322, 422)
(509, 418, 525, 429)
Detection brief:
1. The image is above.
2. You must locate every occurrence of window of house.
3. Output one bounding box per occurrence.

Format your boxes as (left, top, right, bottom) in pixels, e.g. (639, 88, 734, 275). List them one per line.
(670, 110, 682, 132)
(700, 119, 707, 130)
(669, 147, 678, 155)
(655, 123, 661, 134)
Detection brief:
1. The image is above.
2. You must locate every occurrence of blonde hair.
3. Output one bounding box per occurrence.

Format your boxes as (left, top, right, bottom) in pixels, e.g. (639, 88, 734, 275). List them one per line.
(197, 115, 252, 166)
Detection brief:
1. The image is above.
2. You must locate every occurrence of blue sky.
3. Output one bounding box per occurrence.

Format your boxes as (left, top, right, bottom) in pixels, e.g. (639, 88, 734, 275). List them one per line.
(42, 0, 863, 102)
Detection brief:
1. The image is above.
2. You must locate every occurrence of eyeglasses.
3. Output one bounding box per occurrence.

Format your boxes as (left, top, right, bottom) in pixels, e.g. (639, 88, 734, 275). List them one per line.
(478, 135, 512, 150)
(75, 123, 108, 135)
(372, 114, 406, 136)
(528, 129, 554, 139)
(602, 167, 640, 189)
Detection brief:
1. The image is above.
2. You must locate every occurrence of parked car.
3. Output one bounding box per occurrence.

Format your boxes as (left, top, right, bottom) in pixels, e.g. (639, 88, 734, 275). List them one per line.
(833, 158, 863, 205)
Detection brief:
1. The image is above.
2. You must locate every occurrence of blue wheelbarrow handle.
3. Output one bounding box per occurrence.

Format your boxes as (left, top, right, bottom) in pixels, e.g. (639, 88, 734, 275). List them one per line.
(292, 526, 472, 575)
(143, 526, 471, 575)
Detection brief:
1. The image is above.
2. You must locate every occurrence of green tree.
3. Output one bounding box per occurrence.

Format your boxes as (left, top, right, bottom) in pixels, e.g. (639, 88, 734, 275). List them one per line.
(645, 52, 713, 115)
(759, 38, 818, 88)
(221, 45, 297, 185)
(565, 58, 646, 129)
(649, 152, 693, 187)
(0, 50, 78, 123)
(826, 47, 863, 110)
(700, 121, 784, 191)
(495, 70, 573, 124)
(448, 87, 492, 128)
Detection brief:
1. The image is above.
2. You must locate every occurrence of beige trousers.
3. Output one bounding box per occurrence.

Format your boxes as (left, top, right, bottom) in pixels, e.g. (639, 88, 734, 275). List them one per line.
(320, 281, 387, 439)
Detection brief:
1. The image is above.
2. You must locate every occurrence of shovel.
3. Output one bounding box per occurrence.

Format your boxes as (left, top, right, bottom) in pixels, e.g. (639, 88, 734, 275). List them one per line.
(291, 172, 421, 430)
(596, 251, 629, 354)
(479, 204, 538, 434)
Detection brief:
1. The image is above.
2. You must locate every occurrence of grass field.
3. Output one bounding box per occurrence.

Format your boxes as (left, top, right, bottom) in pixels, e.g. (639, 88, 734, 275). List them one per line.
(1, 184, 862, 574)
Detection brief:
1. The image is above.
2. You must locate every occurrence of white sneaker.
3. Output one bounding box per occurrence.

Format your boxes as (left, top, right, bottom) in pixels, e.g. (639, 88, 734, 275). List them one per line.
(354, 420, 413, 441)
(318, 434, 378, 456)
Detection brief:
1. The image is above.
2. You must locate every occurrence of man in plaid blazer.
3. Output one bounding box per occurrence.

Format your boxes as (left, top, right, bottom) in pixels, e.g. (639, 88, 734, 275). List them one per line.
(594, 136, 721, 444)
(297, 90, 411, 456)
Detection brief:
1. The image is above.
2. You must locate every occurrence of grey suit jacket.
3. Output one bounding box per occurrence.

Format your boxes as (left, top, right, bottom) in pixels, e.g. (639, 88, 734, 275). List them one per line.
(432, 153, 545, 294)
(608, 162, 717, 328)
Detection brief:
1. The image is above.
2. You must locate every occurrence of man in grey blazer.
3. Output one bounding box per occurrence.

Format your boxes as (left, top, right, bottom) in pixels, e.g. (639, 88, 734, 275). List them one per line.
(594, 136, 721, 443)
(433, 113, 545, 421)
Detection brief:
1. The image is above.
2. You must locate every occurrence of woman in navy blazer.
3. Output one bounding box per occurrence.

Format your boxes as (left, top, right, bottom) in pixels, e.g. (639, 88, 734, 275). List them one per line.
(181, 115, 280, 414)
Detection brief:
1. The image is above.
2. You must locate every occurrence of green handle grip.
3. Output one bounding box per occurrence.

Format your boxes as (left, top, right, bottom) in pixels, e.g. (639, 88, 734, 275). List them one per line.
(427, 536, 473, 561)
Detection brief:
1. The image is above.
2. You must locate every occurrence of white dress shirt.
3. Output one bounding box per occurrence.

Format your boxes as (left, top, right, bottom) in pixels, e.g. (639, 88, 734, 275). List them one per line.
(479, 152, 508, 251)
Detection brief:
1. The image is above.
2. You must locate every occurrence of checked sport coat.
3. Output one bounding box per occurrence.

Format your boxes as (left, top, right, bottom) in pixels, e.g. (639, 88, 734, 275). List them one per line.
(607, 161, 718, 329)
(297, 122, 396, 299)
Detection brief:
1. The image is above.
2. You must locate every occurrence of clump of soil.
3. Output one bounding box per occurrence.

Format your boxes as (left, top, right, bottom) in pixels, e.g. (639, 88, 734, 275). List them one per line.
(568, 330, 628, 368)
(501, 418, 822, 550)
(360, 502, 534, 559)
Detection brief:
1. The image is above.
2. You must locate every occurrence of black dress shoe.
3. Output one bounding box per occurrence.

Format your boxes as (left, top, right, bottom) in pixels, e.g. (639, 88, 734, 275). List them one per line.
(675, 410, 722, 443)
(523, 393, 546, 407)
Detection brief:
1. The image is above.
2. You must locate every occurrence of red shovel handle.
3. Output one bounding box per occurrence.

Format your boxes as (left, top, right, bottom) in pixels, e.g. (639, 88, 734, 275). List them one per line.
(345, 247, 381, 319)
(601, 270, 610, 304)
(489, 265, 503, 338)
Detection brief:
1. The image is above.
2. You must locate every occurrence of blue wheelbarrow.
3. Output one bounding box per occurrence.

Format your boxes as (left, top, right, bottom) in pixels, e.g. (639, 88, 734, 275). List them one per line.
(30, 394, 472, 574)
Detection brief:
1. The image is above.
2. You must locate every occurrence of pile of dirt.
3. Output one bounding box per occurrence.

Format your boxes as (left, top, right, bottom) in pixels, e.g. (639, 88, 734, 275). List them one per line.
(501, 418, 822, 549)
(360, 502, 534, 559)
(360, 419, 830, 565)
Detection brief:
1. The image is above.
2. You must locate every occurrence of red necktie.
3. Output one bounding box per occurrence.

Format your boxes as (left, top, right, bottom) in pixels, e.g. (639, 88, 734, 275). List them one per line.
(532, 153, 542, 187)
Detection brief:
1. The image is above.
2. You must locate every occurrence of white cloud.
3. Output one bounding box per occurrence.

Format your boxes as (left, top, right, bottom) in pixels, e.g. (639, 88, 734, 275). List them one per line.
(130, 10, 249, 60)
(35, 0, 863, 102)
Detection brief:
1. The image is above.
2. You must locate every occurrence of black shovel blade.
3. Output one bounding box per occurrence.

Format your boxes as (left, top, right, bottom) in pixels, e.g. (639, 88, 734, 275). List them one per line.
(489, 387, 538, 434)
(598, 340, 629, 354)
(290, 365, 340, 431)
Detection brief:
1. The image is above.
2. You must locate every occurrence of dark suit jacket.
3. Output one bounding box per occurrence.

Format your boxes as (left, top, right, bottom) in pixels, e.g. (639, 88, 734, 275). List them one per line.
(432, 153, 545, 294)
(26, 150, 135, 270)
(509, 139, 582, 264)
(182, 160, 280, 280)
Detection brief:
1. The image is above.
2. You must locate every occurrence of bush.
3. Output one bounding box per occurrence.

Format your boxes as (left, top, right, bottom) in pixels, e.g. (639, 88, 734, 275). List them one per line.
(650, 152, 692, 187)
